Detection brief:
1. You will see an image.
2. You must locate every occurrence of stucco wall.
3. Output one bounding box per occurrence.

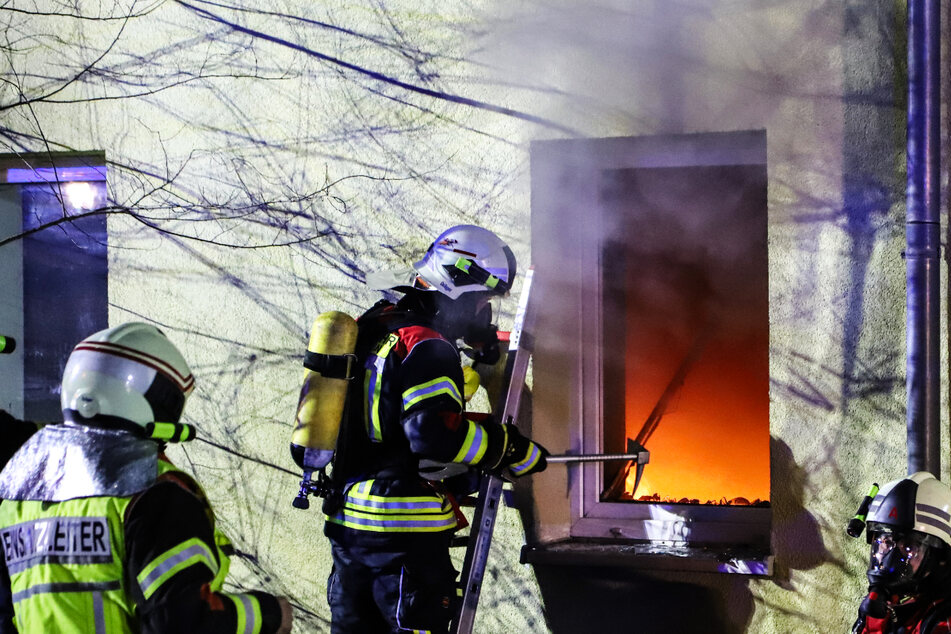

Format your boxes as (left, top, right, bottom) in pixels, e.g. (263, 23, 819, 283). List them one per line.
(2, 0, 945, 631)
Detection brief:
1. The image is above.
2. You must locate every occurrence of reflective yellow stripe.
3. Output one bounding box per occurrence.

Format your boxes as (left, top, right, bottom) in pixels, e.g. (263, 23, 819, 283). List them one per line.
(366, 334, 399, 442)
(155, 460, 232, 593)
(510, 442, 542, 476)
(345, 482, 449, 511)
(401, 377, 463, 410)
(451, 420, 488, 465)
(324, 479, 458, 532)
(137, 538, 218, 600)
(230, 593, 262, 634)
(0, 496, 137, 629)
(211, 531, 232, 593)
(324, 510, 457, 533)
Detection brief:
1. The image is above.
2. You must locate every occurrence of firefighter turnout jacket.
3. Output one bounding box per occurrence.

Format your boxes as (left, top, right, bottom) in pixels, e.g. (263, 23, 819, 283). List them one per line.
(855, 596, 951, 634)
(324, 299, 518, 536)
(0, 424, 284, 634)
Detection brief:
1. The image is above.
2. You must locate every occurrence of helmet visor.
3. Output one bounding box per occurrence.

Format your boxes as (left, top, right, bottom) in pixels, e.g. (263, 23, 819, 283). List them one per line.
(867, 526, 944, 590)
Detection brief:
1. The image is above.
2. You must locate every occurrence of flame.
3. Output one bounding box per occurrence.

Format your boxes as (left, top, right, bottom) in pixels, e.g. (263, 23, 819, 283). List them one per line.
(621, 327, 769, 504)
(603, 162, 769, 506)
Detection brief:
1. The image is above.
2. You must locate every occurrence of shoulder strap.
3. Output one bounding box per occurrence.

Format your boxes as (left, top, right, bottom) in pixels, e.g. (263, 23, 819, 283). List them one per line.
(326, 301, 424, 491)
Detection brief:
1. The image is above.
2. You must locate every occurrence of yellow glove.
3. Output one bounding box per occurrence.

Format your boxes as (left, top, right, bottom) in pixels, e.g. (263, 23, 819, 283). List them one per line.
(462, 365, 480, 402)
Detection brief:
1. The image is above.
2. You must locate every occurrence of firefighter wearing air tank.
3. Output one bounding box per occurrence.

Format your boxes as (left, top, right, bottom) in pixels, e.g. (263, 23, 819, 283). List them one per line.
(304, 225, 549, 634)
(0, 323, 293, 634)
(851, 472, 951, 634)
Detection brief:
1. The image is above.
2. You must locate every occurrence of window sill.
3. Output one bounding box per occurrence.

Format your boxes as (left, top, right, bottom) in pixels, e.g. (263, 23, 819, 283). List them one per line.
(520, 539, 773, 576)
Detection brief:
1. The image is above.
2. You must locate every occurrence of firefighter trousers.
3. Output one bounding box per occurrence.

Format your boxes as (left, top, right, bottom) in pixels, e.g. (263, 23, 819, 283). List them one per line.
(327, 531, 457, 634)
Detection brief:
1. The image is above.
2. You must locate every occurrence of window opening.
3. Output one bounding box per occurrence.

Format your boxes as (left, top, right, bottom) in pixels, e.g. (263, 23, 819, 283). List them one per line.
(0, 153, 108, 421)
(526, 131, 771, 574)
(599, 164, 769, 507)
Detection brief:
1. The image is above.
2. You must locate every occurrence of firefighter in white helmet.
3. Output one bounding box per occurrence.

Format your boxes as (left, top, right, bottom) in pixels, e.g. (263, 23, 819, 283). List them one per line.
(0, 322, 293, 633)
(852, 472, 951, 633)
(323, 225, 548, 633)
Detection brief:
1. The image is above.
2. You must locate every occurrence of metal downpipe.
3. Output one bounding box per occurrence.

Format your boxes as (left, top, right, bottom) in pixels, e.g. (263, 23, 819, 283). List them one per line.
(905, 0, 941, 476)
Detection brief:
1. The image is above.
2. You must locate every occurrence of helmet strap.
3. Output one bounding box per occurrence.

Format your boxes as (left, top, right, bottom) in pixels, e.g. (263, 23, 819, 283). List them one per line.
(63, 410, 147, 437)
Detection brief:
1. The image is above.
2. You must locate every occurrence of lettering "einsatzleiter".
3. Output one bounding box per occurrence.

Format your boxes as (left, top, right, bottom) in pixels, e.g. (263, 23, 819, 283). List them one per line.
(1, 517, 111, 567)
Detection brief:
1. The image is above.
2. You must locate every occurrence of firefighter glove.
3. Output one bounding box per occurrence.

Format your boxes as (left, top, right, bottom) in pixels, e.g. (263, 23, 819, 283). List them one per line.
(463, 322, 501, 366)
(488, 423, 548, 478)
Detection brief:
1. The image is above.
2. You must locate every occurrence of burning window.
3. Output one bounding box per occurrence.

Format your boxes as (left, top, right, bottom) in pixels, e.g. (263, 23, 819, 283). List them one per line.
(599, 164, 769, 507)
(526, 131, 770, 573)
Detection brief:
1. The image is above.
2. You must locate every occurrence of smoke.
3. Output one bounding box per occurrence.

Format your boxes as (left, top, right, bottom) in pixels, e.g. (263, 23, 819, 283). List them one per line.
(469, 1, 717, 138)
(511, 1, 773, 503)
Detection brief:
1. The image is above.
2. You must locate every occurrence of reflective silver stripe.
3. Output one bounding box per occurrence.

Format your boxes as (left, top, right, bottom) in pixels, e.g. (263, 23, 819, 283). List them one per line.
(234, 593, 258, 634)
(1, 516, 112, 572)
(7, 553, 113, 575)
(92, 591, 106, 634)
(11, 580, 121, 603)
(138, 540, 217, 598)
(396, 568, 433, 633)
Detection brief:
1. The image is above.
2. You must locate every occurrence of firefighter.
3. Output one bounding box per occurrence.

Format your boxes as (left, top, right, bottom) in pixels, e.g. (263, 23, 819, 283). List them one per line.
(852, 472, 951, 633)
(0, 322, 293, 634)
(0, 411, 39, 633)
(323, 224, 549, 634)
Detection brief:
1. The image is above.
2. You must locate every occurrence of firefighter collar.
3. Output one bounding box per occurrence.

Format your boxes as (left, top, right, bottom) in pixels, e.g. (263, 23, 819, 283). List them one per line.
(0, 423, 159, 501)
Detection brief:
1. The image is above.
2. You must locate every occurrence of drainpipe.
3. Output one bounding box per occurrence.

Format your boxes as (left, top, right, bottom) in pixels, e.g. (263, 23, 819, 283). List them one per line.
(905, 0, 941, 476)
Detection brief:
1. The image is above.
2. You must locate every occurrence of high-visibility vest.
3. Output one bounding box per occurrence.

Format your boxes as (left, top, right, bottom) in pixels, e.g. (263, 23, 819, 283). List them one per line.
(0, 460, 236, 633)
(0, 494, 137, 633)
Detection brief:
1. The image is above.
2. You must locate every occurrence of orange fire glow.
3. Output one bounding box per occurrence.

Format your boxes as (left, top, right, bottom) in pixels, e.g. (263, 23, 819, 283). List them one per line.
(600, 163, 769, 506)
(622, 326, 770, 504)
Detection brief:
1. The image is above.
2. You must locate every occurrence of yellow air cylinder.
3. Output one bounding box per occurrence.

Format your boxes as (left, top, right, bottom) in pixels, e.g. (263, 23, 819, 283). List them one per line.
(290, 311, 358, 470)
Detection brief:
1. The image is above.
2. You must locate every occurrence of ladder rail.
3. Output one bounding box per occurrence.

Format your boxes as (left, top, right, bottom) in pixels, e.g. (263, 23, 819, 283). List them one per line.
(451, 267, 536, 634)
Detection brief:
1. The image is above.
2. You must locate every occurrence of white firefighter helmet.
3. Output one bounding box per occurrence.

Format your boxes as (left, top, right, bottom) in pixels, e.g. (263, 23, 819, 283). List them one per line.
(367, 225, 517, 300)
(61, 322, 195, 430)
(865, 471, 951, 594)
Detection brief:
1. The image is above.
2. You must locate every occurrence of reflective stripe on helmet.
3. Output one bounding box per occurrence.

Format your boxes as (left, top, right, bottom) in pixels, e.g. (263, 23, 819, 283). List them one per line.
(75, 340, 194, 394)
(916, 503, 951, 542)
